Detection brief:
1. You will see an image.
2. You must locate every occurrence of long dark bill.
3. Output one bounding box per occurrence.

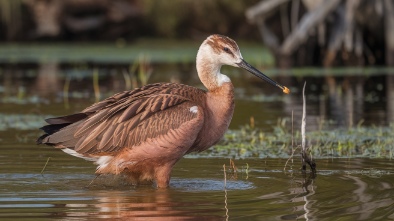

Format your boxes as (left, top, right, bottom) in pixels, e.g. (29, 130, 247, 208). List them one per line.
(237, 59, 290, 94)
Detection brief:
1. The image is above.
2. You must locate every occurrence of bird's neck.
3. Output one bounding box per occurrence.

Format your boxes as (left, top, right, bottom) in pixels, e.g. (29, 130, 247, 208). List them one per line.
(196, 46, 231, 91)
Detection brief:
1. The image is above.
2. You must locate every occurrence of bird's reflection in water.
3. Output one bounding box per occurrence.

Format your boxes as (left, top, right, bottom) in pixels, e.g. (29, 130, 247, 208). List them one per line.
(59, 176, 233, 220)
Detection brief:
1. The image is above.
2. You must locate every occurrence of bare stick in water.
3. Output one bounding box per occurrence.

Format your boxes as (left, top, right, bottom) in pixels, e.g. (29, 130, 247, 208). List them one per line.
(301, 82, 317, 173)
(284, 110, 297, 172)
(301, 82, 306, 169)
(223, 164, 229, 220)
(86, 175, 100, 188)
(40, 157, 51, 176)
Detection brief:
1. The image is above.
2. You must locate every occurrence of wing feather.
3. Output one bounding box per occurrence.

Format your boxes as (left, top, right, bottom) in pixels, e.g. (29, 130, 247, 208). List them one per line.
(118, 101, 141, 122)
(71, 94, 198, 154)
(38, 83, 206, 156)
(97, 125, 117, 150)
(74, 109, 110, 137)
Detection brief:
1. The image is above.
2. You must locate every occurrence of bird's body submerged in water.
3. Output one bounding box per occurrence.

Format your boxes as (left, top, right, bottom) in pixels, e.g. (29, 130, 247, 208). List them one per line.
(37, 34, 289, 188)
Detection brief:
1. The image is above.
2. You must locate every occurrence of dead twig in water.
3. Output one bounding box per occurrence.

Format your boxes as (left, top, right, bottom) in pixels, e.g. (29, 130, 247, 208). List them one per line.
(86, 175, 100, 188)
(229, 159, 237, 180)
(223, 164, 229, 221)
(245, 163, 249, 179)
(284, 145, 300, 172)
(40, 157, 51, 176)
(284, 110, 297, 172)
(301, 82, 317, 174)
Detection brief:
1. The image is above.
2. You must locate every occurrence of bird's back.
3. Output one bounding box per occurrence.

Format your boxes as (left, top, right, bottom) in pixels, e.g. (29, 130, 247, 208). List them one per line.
(38, 82, 207, 157)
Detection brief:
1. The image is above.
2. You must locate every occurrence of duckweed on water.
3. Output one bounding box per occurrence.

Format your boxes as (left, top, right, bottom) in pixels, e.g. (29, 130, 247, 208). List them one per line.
(197, 121, 394, 159)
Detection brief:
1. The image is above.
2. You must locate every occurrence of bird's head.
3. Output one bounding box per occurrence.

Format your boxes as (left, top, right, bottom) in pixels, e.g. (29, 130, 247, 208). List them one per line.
(198, 34, 290, 94)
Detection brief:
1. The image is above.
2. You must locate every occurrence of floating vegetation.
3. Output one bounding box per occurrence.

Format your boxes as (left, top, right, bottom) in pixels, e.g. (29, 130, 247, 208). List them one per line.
(195, 120, 394, 159)
(0, 94, 49, 105)
(0, 113, 52, 131)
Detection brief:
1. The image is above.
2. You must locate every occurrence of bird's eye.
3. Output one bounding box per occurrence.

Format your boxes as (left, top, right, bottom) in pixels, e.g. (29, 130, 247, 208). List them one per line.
(223, 47, 229, 52)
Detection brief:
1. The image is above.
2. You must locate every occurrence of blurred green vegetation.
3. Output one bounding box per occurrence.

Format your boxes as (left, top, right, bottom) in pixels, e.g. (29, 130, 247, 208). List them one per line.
(0, 40, 273, 65)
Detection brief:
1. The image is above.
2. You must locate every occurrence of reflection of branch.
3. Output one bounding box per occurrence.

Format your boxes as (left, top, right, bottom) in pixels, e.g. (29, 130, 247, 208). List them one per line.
(288, 172, 316, 220)
(302, 174, 315, 221)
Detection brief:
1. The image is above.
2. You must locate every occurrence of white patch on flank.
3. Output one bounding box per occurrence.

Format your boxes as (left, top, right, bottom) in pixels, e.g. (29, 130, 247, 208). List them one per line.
(217, 73, 231, 86)
(95, 156, 113, 170)
(189, 106, 198, 114)
(62, 148, 95, 161)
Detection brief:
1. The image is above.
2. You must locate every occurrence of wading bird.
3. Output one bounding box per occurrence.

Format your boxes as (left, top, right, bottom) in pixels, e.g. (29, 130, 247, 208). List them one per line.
(37, 34, 289, 188)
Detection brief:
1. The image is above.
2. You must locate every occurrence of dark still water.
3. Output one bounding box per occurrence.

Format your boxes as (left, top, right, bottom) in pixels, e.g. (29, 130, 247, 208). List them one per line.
(1, 139, 394, 220)
(0, 63, 394, 220)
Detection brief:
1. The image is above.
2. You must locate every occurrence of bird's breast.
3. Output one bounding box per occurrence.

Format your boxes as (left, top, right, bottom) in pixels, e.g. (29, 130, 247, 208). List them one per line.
(193, 83, 235, 152)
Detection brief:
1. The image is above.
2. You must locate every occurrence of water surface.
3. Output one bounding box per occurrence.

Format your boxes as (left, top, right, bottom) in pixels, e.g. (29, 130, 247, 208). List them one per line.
(1, 61, 394, 220)
(1, 138, 393, 220)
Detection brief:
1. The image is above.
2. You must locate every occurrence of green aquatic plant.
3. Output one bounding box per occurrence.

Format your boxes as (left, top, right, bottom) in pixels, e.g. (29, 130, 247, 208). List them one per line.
(3, 111, 393, 159)
(93, 68, 100, 102)
(63, 74, 71, 109)
(195, 120, 394, 159)
(123, 54, 152, 90)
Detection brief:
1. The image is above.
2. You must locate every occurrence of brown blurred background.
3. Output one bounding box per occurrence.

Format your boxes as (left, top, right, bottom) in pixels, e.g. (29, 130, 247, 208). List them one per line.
(1, 0, 393, 67)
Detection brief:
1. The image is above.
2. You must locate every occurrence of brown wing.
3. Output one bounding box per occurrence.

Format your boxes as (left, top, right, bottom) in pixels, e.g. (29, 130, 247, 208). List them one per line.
(80, 83, 203, 114)
(38, 83, 205, 155)
(74, 95, 203, 155)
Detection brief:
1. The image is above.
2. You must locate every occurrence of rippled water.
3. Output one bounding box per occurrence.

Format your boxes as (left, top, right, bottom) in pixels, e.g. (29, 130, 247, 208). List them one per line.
(1, 137, 394, 220)
(1, 64, 394, 220)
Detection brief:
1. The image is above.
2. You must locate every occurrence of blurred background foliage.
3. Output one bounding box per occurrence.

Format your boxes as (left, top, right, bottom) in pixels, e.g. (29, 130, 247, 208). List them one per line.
(1, 0, 393, 67)
(0, 0, 261, 41)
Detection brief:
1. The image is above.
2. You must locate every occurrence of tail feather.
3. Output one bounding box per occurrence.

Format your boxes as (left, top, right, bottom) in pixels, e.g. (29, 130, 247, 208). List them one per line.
(40, 123, 71, 134)
(45, 113, 87, 124)
(37, 113, 88, 145)
(36, 134, 50, 145)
